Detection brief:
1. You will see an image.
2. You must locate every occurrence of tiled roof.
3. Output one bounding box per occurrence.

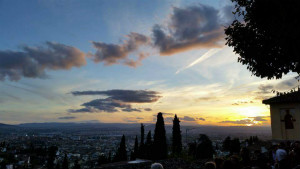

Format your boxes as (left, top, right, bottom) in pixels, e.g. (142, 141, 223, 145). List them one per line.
(262, 91, 300, 104)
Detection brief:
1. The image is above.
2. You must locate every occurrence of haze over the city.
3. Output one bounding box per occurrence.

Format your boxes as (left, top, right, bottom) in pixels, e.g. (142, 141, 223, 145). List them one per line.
(0, 0, 297, 126)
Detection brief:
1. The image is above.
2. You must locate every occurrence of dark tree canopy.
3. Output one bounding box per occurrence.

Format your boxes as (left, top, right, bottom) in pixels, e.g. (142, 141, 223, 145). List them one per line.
(188, 134, 214, 159)
(172, 114, 182, 155)
(72, 159, 81, 169)
(145, 130, 153, 159)
(140, 123, 145, 146)
(138, 123, 145, 158)
(153, 112, 168, 160)
(62, 154, 69, 169)
(225, 0, 300, 79)
(131, 135, 139, 160)
(114, 135, 127, 162)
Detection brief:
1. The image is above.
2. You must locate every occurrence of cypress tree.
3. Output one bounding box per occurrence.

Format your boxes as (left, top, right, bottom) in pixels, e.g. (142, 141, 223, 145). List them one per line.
(153, 112, 168, 159)
(140, 124, 145, 146)
(145, 130, 152, 159)
(62, 154, 69, 169)
(146, 130, 152, 145)
(139, 123, 145, 158)
(115, 135, 127, 161)
(172, 114, 182, 155)
(131, 136, 139, 160)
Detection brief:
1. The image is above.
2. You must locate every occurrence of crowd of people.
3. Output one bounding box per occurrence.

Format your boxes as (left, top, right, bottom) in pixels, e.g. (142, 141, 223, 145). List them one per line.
(150, 141, 300, 169)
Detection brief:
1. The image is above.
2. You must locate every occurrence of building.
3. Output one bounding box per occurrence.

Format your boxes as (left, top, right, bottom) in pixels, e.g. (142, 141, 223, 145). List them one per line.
(263, 91, 300, 140)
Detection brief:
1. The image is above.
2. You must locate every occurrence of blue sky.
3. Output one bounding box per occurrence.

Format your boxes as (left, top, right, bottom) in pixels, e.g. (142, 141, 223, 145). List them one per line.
(0, 0, 297, 125)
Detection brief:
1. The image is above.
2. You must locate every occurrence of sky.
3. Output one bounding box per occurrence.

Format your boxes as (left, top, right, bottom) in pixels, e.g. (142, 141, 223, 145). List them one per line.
(0, 0, 298, 126)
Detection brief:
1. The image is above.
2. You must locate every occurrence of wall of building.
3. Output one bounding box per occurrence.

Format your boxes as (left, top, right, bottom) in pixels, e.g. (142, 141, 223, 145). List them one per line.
(270, 103, 300, 140)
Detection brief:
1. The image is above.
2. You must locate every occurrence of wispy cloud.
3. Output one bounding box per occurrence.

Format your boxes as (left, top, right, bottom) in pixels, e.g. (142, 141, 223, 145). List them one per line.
(175, 48, 221, 74)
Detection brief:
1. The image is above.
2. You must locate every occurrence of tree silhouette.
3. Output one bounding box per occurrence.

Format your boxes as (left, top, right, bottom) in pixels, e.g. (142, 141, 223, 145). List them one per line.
(195, 134, 214, 159)
(138, 123, 145, 158)
(131, 135, 139, 160)
(222, 136, 231, 151)
(72, 159, 80, 169)
(225, 0, 300, 79)
(46, 146, 57, 169)
(172, 114, 182, 155)
(114, 135, 127, 161)
(62, 154, 69, 169)
(145, 130, 153, 159)
(55, 163, 61, 169)
(98, 154, 109, 165)
(153, 112, 168, 159)
(230, 138, 241, 154)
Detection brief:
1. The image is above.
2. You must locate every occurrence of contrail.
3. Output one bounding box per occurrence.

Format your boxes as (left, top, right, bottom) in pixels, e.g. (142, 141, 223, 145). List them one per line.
(175, 48, 221, 74)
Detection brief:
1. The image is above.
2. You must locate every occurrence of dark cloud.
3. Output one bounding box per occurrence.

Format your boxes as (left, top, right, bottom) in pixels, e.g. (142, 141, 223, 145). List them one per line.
(0, 42, 86, 81)
(198, 117, 206, 121)
(69, 89, 161, 113)
(136, 117, 144, 120)
(58, 116, 76, 120)
(90, 32, 150, 67)
(257, 84, 274, 94)
(219, 119, 253, 125)
(69, 98, 140, 113)
(183, 116, 196, 121)
(71, 89, 161, 103)
(122, 107, 141, 112)
(249, 116, 269, 122)
(152, 5, 226, 55)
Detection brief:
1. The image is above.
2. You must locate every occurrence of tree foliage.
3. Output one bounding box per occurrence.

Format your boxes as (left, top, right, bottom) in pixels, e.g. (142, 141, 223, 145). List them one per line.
(188, 134, 214, 159)
(153, 112, 168, 160)
(172, 114, 182, 155)
(62, 153, 69, 169)
(145, 130, 153, 159)
(114, 135, 127, 162)
(225, 0, 300, 79)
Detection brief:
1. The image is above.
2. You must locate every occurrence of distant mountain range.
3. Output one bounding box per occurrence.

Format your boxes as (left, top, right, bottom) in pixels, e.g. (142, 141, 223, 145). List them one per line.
(0, 122, 271, 138)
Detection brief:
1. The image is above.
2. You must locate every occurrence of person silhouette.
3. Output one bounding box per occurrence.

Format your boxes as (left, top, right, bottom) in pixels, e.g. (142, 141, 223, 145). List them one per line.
(283, 110, 295, 129)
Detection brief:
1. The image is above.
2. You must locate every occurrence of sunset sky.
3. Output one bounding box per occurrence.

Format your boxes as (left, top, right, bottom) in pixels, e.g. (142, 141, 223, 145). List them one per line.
(0, 0, 298, 126)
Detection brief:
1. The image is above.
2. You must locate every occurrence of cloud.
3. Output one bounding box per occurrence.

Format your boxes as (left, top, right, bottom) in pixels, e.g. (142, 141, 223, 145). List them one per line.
(71, 89, 161, 103)
(257, 84, 274, 94)
(69, 98, 140, 113)
(0, 42, 86, 81)
(58, 116, 76, 120)
(69, 89, 161, 113)
(198, 117, 206, 121)
(87, 4, 235, 67)
(152, 5, 226, 55)
(231, 100, 254, 106)
(164, 117, 173, 124)
(136, 117, 144, 120)
(219, 119, 254, 125)
(90, 32, 150, 67)
(249, 116, 269, 122)
(176, 48, 221, 74)
(182, 116, 196, 121)
(276, 78, 299, 90)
